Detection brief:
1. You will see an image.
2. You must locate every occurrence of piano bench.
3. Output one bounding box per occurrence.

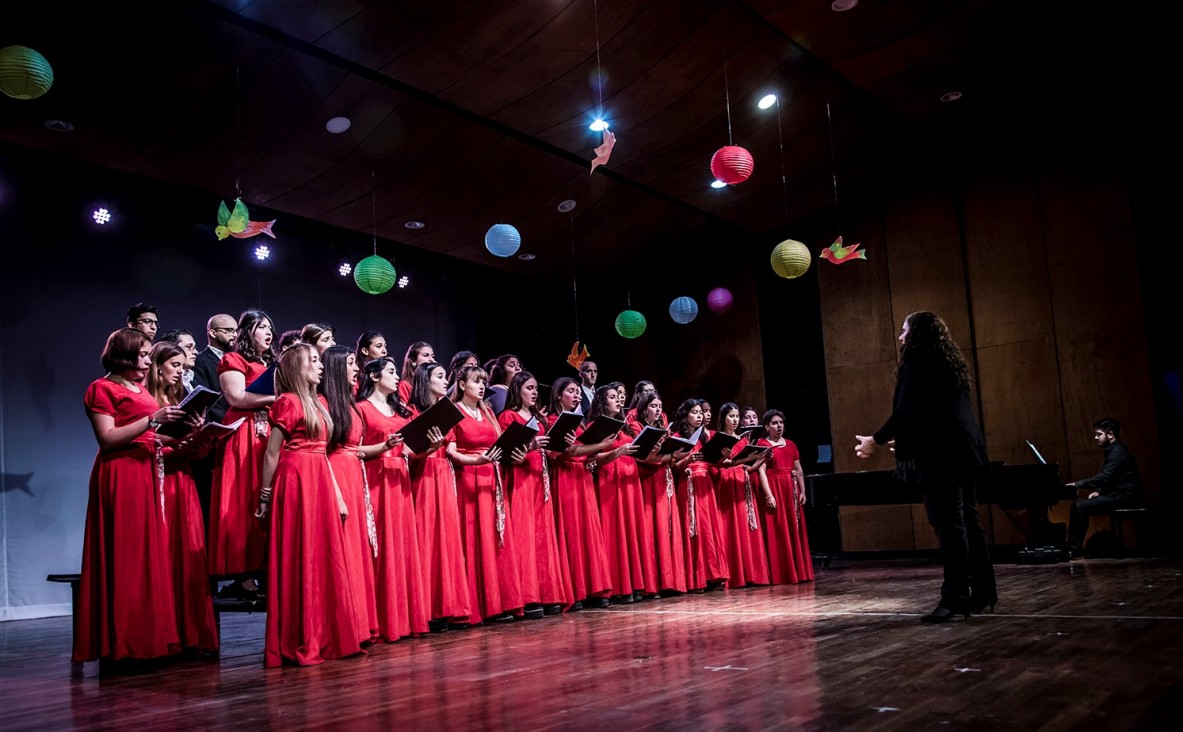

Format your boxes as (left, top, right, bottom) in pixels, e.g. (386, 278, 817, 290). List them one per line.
(1109, 508, 1150, 558)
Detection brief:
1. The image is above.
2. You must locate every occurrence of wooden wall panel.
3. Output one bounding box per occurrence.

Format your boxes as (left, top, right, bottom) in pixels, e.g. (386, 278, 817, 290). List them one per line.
(840, 506, 916, 551)
(975, 340, 1068, 467)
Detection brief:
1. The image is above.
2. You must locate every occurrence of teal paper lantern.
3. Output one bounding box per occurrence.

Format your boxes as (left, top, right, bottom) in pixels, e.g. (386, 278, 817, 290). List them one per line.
(669, 296, 699, 324)
(615, 309, 647, 339)
(485, 224, 521, 257)
(354, 254, 396, 295)
(0, 46, 54, 100)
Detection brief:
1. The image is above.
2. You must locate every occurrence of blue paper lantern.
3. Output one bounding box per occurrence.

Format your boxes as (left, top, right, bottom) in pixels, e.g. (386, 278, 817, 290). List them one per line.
(669, 296, 699, 324)
(615, 310, 647, 339)
(485, 224, 521, 258)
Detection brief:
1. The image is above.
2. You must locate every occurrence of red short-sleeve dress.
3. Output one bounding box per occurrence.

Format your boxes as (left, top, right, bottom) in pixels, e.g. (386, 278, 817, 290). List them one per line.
(74, 378, 180, 662)
(758, 438, 813, 583)
(161, 442, 219, 652)
(595, 430, 655, 597)
(676, 435, 729, 591)
(714, 437, 770, 588)
(328, 408, 379, 644)
(547, 418, 612, 602)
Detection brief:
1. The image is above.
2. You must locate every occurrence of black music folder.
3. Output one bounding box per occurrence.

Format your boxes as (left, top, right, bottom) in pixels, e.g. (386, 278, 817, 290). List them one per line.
(156, 385, 223, 438)
(577, 416, 625, 445)
(733, 443, 771, 462)
(630, 426, 667, 457)
(701, 431, 742, 464)
(546, 411, 585, 449)
(658, 426, 702, 456)
(244, 364, 277, 395)
(400, 398, 465, 454)
(492, 417, 539, 465)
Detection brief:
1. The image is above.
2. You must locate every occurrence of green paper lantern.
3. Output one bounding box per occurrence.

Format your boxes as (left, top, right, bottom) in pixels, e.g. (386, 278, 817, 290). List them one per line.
(0, 46, 54, 100)
(354, 254, 396, 295)
(615, 309, 647, 339)
(771, 239, 811, 279)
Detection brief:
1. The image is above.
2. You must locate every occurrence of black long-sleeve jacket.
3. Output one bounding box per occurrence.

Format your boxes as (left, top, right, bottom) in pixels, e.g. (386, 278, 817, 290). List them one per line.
(1076, 441, 1141, 500)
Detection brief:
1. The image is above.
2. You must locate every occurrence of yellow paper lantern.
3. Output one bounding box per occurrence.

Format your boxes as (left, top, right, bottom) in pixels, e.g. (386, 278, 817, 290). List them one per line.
(771, 239, 811, 279)
(0, 46, 54, 100)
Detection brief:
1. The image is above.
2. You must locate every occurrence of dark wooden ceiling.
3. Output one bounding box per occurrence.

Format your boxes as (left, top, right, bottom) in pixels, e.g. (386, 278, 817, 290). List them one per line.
(2, 0, 1111, 280)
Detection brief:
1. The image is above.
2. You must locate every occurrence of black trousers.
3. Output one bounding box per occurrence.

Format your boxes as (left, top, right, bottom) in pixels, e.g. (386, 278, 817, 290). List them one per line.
(1068, 493, 1135, 549)
(915, 465, 996, 608)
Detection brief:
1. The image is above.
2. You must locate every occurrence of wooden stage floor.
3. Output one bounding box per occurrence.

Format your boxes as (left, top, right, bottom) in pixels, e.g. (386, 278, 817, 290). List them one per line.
(2, 558, 1180, 731)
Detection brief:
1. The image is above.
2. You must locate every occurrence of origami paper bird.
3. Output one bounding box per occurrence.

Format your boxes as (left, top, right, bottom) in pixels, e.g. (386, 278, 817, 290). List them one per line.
(567, 341, 590, 370)
(590, 130, 616, 174)
(820, 236, 866, 264)
(215, 197, 277, 240)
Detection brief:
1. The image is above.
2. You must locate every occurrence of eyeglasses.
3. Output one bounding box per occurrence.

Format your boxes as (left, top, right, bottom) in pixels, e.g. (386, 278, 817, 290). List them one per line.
(135, 318, 159, 327)
(210, 327, 236, 333)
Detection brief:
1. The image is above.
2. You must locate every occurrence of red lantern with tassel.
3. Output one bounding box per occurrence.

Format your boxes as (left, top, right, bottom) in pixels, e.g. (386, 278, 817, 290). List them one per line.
(710, 145, 754, 185)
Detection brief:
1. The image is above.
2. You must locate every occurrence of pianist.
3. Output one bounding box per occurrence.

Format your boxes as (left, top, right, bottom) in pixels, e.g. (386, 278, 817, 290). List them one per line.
(1066, 418, 1142, 558)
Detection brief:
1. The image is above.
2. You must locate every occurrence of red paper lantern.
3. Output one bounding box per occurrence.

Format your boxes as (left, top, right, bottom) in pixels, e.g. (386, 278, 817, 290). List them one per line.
(710, 145, 754, 185)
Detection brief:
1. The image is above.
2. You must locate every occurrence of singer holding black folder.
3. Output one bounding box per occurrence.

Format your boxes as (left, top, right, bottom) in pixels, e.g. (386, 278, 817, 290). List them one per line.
(590, 386, 656, 602)
(713, 403, 770, 588)
(500, 372, 574, 615)
(547, 377, 614, 608)
(633, 392, 688, 594)
(209, 309, 276, 599)
(407, 362, 471, 628)
(447, 365, 525, 624)
(671, 399, 729, 592)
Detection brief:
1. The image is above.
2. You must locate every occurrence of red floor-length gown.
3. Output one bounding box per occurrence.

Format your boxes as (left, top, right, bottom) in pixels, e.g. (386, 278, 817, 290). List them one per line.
(408, 407, 471, 623)
(547, 418, 612, 602)
(498, 410, 574, 608)
(328, 409, 379, 644)
(714, 440, 770, 588)
(358, 400, 430, 639)
(265, 394, 363, 667)
(758, 438, 814, 583)
(74, 378, 180, 662)
(638, 459, 687, 593)
(677, 437, 730, 591)
(595, 431, 656, 596)
(161, 447, 219, 652)
(208, 353, 270, 574)
(451, 409, 524, 624)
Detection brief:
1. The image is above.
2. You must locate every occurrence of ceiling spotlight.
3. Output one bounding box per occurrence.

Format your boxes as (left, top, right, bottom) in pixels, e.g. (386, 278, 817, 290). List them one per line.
(92, 208, 111, 225)
(404, 221, 425, 230)
(940, 91, 963, 103)
(397, 275, 410, 288)
(557, 199, 577, 213)
(589, 119, 609, 132)
(254, 245, 271, 261)
(831, 0, 859, 11)
(44, 119, 74, 132)
(338, 262, 352, 276)
(710, 180, 727, 189)
(326, 116, 352, 133)
(757, 94, 777, 109)
(518, 253, 536, 261)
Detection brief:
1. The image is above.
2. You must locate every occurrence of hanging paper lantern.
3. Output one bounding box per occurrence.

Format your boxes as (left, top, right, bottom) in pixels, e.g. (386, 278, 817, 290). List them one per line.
(615, 310, 647, 339)
(707, 287, 734, 313)
(669, 296, 699, 325)
(710, 145, 754, 185)
(770, 239, 812, 279)
(485, 224, 521, 258)
(354, 254, 396, 295)
(0, 46, 54, 100)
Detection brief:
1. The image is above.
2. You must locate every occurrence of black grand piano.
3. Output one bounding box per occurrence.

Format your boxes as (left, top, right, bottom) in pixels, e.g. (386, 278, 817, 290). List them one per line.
(805, 462, 1075, 566)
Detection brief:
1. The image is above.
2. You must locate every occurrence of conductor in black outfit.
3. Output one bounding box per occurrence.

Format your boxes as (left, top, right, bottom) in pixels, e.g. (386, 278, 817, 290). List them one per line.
(1066, 417, 1141, 558)
(855, 311, 996, 623)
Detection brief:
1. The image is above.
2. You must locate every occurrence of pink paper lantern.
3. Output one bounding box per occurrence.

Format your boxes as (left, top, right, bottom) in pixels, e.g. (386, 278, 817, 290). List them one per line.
(707, 287, 734, 313)
(710, 145, 754, 185)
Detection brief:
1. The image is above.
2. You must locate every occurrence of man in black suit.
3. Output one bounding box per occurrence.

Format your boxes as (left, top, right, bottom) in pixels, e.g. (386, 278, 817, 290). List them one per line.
(856, 311, 994, 622)
(1066, 417, 1141, 558)
(578, 360, 598, 415)
(191, 314, 237, 425)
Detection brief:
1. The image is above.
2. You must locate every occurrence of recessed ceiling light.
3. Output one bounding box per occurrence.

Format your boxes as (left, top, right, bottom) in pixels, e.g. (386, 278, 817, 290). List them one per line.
(589, 119, 609, 132)
(44, 119, 74, 132)
(757, 94, 777, 109)
(92, 207, 111, 225)
(831, 0, 858, 11)
(557, 199, 577, 213)
(940, 91, 963, 103)
(326, 116, 352, 133)
(254, 245, 271, 261)
(404, 221, 425, 229)
(338, 262, 352, 276)
(518, 253, 536, 261)
(710, 180, 727, 189)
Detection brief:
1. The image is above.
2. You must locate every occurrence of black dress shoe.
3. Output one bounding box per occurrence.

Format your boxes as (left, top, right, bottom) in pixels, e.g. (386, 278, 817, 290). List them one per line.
(523, 606, 545, 620)
(588, 597, 610, 609)
(543, 604, 563, 615)
(428, 619, 448, 633)
(920, 604, 970, 624)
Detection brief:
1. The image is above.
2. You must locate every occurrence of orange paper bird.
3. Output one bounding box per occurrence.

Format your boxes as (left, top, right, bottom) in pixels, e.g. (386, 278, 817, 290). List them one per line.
(590, 130, 616, 174)
(567, 341, 590, 370)
(227, 219, 276, 240)
(820, 236, 866, 264)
